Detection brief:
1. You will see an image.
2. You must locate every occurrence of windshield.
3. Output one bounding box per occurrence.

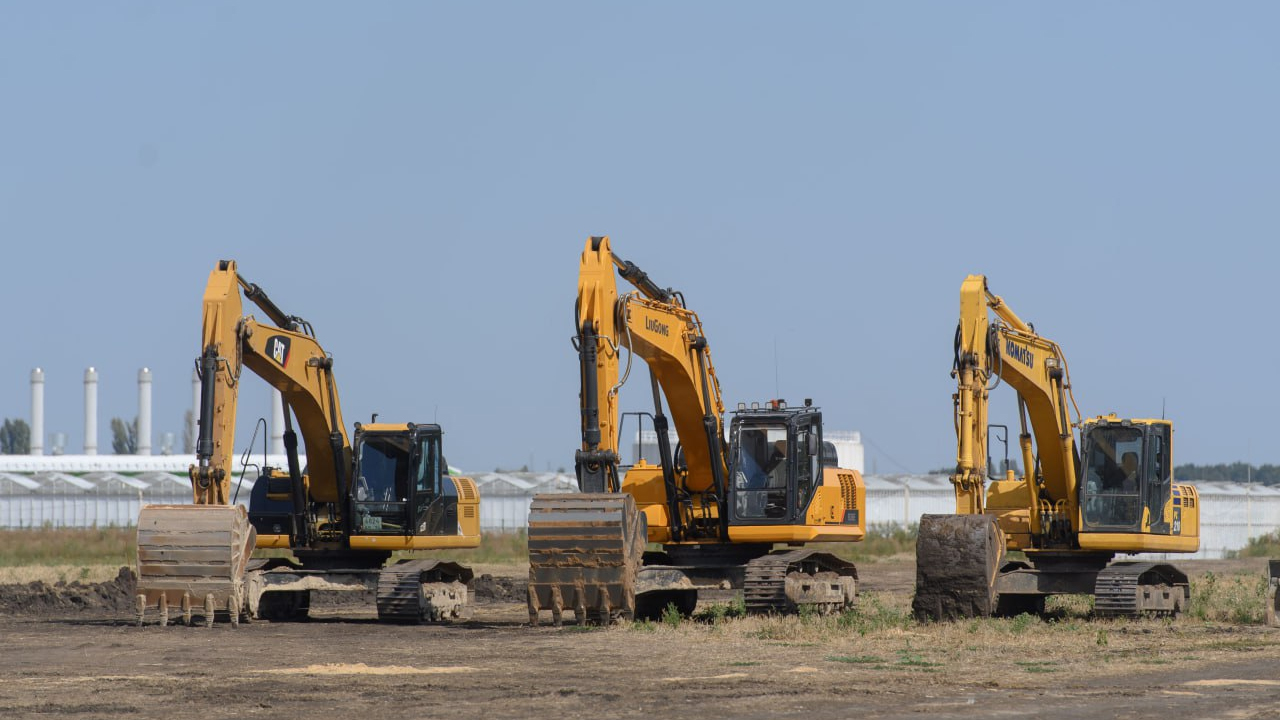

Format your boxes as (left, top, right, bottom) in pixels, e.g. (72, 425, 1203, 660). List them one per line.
(732, 423, 789, 520)
(356, 434, 413, 503)
(734, 424, 788, 490)
(1082, 425, 1144, 529)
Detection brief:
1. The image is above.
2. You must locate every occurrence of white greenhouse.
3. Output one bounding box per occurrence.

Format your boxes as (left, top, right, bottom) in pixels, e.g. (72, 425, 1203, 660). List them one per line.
(0, 457, 1277, 559)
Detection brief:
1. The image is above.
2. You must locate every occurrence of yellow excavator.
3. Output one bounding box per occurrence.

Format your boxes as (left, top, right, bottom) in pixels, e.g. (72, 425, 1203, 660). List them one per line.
(527, 236, 866, 625)
(134, 260, 480, 626)
(913, 274, 1200, 620)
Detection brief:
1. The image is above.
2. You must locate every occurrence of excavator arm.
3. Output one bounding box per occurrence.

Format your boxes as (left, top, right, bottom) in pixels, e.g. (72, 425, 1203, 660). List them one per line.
(953, 274, 1080, 529)
(191, 259, 351, 508)
(574, 236, 728, 527)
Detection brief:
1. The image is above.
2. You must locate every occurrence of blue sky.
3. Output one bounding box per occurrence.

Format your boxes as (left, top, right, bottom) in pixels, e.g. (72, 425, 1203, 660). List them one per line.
(0, 3, 1275, 472)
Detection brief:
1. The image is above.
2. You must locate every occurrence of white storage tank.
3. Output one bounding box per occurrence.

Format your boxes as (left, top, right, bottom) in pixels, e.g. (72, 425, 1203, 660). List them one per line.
(825, 430, 864, 474)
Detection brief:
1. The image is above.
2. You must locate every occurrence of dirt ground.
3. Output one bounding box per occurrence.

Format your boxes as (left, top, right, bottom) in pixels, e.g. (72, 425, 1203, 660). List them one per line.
(1, 557, 1278, 720)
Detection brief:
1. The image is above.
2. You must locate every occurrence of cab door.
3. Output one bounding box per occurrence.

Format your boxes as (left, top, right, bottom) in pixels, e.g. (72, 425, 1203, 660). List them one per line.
(1142, 424, 1173, 534)
(791, 416, 820, 523)
(411, 431, 457, 536)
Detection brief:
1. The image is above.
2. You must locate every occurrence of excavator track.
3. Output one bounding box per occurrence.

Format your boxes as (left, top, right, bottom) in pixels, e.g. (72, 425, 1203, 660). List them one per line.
(1093, 561, 1189, 618)
(375, 559, 473, 623)
(743, 549, 857, 614)
(134, 504, 256, 627)
(527, 493, 645, 626)
(912, 514, 1004, 621)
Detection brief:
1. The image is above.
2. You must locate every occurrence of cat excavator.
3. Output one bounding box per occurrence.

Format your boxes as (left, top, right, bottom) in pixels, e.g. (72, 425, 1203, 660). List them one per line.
(913, 274, 1200, 620)
(134, 260, 480, 626)
(527, 236, 866, 625)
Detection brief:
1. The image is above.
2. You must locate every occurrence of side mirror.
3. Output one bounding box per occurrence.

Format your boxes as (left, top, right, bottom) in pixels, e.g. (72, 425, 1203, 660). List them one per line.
(807, 433, 819, 456)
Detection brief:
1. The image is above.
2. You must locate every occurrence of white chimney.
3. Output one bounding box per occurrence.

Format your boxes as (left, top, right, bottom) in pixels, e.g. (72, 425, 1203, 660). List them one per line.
(270, 389, 285, 455)
(84, 367, 98, 455)
(30, 368, 44, 455)
(137, 367, 152, 455)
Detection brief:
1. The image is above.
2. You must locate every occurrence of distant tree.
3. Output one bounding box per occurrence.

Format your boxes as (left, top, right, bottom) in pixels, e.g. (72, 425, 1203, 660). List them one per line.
(111, 417, 138, 454)
(182, 409, 195, 453)
(1176, 463, 1280, 486)
(0, 419, 31, 454)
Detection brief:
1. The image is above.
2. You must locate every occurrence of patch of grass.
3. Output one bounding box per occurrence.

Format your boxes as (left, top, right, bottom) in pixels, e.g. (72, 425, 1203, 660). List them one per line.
(1205, 638, 1268, 651)
(1045, 594, 1093, 618)
(836, 593, 913, 635)
(809, 524, 917, 562)
(826, 655, 884, 664)
(694, 598, 747, 624)
(896, 645, 942, 669)
(726, 661, 760, 667)
(0, 527, 135, 567)
(0, 527, 535, 570)
(661, 602, 683, 629)
(1239, 529, 1280, 558)
(1189, 572, 1268, 624)
(411, 530, 529, 565)
(630, 619, 656, 633)
(1009, 613, 1038, 634)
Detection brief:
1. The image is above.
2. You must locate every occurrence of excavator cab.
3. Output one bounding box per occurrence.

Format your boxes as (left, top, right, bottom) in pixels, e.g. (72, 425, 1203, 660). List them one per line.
(352, 423, 457, 537)
(728, 402, 822, 525)
(1079, 416, 1175, 535)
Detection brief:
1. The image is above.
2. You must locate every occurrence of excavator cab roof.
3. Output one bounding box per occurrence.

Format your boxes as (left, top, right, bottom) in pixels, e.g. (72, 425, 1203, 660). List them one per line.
(355, 422, 441, 435)
(1081, 415, 1171, 430)
(730, 399, 821, 425)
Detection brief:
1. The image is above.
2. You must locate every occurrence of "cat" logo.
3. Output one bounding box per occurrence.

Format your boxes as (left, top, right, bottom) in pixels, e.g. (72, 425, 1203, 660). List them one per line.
(266, 336, 291, 367)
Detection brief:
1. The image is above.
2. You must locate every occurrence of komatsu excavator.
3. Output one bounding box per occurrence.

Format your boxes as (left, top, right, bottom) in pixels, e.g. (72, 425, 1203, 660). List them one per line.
(913, 274, 1200, 620)
(134, 260, 480, 626)
(528, 236, 866, 625)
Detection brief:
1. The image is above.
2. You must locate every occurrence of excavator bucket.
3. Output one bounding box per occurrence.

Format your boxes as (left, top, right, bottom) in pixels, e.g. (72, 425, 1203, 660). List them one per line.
(527, 493, 645, 626)
(912, 513, 1004, 621)
(135, 504, 256, 627)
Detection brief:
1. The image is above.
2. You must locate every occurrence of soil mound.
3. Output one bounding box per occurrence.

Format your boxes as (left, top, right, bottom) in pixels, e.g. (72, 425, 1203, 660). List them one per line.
(0, 567, 135, 617)
(472, 574, 526, 604)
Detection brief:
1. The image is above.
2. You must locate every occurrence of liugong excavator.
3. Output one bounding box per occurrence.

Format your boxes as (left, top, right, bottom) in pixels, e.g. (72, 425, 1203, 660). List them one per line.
(527, 236, 866, 624)
(134, 260, 480, 626)
(913, 274, 1200, 620)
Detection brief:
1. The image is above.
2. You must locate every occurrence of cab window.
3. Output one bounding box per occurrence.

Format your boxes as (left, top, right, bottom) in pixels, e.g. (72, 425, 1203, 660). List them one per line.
(416, 435, 440, 495)
(1082, 425, 1144, 529)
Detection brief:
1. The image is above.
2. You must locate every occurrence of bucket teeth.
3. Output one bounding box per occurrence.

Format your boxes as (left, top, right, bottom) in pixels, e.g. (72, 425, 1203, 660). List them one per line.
(527, 493, 645, 626)
(134, 504, 254, 627)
